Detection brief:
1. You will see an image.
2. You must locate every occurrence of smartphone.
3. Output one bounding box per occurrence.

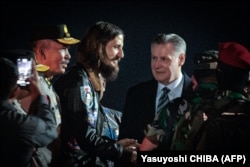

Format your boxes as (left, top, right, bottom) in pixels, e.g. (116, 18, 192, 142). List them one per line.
(16, 57, 33, 87)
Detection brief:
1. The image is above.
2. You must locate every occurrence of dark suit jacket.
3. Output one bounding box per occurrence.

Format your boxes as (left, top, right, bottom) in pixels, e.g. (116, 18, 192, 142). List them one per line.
(119, 72, 192, 144)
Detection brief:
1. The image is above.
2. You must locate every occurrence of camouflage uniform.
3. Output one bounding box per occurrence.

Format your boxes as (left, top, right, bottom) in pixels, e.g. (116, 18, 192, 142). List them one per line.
(171, 50, 219, 150)
(196, 42, 250, 150)
(197, 90, 250, 150)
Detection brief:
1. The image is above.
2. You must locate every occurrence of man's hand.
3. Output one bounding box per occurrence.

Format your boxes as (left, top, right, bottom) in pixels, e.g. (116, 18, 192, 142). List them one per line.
(116, 138, 140, 151)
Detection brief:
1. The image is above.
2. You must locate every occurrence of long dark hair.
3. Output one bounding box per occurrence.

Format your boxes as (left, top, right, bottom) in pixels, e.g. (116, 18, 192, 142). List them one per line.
(77, 21, 124, 70)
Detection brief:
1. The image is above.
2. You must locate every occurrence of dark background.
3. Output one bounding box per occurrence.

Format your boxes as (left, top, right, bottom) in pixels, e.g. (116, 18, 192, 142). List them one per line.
(1, 1, 249, 111)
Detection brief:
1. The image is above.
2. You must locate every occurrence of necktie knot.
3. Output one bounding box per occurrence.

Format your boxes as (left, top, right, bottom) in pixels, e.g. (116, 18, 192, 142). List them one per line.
(162, 87, 170, 94)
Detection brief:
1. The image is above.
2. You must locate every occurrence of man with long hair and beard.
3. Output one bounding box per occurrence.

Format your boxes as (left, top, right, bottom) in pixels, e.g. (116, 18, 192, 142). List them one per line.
(54, 21, 139, 167)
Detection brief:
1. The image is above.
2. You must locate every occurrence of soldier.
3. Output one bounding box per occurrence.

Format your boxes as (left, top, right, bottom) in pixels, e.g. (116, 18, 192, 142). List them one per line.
(170, 50, 219, 150)
(191, 49, 219, 119)
(199, 42, 250, 150)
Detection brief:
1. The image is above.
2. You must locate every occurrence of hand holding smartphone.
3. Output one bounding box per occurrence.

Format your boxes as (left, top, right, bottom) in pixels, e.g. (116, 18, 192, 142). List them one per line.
(17, 57, 33, 87)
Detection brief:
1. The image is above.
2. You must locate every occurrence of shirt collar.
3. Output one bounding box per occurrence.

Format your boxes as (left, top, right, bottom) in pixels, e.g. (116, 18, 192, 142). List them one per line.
(157, 74, 183, 94)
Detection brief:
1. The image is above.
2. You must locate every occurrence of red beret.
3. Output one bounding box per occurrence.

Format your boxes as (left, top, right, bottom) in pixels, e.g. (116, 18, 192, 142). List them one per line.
(218, 42, 250, 69)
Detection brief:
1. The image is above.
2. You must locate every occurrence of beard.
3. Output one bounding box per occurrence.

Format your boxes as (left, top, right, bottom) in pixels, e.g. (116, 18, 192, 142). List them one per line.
(99, 61, 119, 81)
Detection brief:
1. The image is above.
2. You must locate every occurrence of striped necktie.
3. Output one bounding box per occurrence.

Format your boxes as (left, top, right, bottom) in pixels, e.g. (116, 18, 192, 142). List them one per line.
(157, 87, 170, 113)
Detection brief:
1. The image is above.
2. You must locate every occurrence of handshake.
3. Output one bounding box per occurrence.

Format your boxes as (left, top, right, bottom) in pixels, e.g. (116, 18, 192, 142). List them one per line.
(116, 138, 140, 164)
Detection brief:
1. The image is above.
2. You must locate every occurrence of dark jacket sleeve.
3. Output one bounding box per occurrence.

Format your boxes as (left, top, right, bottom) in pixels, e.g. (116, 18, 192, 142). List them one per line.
(0, 96, 57, 147)
(119, 80, 157, 143)
(29, 95, 58, 146)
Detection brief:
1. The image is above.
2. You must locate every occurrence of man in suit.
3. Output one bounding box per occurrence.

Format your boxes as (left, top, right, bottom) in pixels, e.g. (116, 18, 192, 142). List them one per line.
(119, 33, 193, 148)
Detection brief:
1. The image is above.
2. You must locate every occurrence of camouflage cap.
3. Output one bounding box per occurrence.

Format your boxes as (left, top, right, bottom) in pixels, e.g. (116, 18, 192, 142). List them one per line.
(193, 50, 218, 70)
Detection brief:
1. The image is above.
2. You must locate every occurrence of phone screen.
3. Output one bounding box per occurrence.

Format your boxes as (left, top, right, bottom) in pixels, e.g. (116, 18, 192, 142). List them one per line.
(17, 57, 32, 86)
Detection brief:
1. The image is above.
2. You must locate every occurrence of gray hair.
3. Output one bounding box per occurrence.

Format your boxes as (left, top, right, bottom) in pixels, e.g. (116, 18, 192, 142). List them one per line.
(151, 33, 186, 55)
